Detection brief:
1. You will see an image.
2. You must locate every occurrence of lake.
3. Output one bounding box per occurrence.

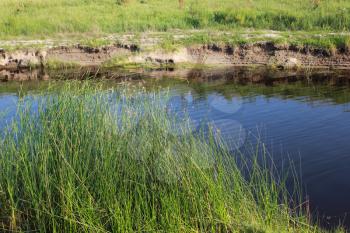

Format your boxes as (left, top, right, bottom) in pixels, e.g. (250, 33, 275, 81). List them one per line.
(1, 67, 350, 227)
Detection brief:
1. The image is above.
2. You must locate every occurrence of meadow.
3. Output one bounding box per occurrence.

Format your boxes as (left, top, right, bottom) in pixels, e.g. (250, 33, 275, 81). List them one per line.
(0, 0, 350, 39)
(0, 82, 337, 232)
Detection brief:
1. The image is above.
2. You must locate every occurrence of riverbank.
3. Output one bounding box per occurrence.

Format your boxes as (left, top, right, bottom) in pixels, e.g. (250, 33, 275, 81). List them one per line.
(1, 0, 350, 70)
(1, 30, 350, 71)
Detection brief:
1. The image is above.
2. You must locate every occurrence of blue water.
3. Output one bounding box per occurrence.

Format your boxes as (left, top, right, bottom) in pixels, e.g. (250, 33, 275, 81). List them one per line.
(1, 69, 350, 226)
(165, 79, 350, 226)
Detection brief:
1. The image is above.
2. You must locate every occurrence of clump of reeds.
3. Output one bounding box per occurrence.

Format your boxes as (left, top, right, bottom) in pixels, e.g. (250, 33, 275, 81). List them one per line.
(0, 82, 329, 232)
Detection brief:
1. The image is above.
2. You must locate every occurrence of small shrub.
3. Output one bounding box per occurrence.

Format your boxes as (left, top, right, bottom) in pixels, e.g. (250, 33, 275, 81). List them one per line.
(329, 44, 337, 56)
(212, 11, 239, 25)
(311, 0, 321, 9)
(185, 3, 205, 28)
(159, 35, 179, 52)
(345, 37, 350, 54)
(116, 0, 129, 5)
(179, 0, 184, 9)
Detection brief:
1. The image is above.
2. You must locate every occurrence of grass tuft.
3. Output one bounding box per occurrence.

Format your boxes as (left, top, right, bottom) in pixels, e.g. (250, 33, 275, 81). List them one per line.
(0, 82, 342, 232)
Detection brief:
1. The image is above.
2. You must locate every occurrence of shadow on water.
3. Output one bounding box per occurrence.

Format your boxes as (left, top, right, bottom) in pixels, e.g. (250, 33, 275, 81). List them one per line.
(1, 66, 350, 228)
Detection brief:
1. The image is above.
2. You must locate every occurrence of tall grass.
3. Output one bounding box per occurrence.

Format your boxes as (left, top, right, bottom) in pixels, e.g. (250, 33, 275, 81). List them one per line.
(0, 0, 350, 38)
(0, 82, 331, 232)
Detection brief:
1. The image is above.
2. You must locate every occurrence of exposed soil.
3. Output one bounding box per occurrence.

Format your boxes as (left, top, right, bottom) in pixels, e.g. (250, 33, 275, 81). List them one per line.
(1, 40, 350, 71)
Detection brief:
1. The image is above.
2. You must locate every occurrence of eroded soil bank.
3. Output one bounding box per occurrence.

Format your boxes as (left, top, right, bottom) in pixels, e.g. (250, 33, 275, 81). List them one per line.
(1, 40, 350, 71)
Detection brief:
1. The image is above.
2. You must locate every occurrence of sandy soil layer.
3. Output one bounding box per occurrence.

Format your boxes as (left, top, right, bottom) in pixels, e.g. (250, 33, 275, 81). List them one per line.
(1, 40, 350, 71)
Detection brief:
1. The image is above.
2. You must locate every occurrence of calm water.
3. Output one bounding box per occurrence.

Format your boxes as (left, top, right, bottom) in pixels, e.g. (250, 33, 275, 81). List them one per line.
(1, 67, 350, 226)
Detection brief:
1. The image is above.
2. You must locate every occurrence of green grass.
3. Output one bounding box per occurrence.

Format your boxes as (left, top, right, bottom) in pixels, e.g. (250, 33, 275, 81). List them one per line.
(1, 0, 350, 39)
(157, 31, 350, 55)
(1, 0, 350, 55)
(45, 59, 80, 70)
(0, 82, 337, 232)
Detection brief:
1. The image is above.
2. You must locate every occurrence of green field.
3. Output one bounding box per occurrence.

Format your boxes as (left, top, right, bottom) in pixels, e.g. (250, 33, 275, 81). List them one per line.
(1, 0, 350, 39)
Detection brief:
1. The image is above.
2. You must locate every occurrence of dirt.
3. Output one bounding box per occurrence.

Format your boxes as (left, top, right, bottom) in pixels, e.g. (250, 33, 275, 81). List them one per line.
(1, 40, 350, 71)
(46, 44, 137, 66)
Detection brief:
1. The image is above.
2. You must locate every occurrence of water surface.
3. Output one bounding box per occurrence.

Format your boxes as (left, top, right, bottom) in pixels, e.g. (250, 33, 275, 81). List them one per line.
(1, 67, 350, 226)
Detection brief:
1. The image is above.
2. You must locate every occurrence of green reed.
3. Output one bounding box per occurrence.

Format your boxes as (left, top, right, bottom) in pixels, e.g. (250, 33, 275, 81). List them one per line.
(0, 82, 338, 232)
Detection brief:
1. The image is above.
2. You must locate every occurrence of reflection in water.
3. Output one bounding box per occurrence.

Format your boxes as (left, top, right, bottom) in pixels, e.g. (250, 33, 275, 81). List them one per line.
(210, 94, 243, 114)
(0, 94, 18, 129)
(1, 67, 350, 227)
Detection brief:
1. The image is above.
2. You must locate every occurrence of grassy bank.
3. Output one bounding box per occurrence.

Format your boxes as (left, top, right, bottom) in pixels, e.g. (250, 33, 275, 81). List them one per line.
(1, 1, 350, 58)
(1, 0, 350, 39)
(0, 82, 334, 232)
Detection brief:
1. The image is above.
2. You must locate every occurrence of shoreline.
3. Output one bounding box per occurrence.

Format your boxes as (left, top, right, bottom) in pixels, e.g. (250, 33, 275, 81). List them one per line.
(1, 31, 350, 71)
